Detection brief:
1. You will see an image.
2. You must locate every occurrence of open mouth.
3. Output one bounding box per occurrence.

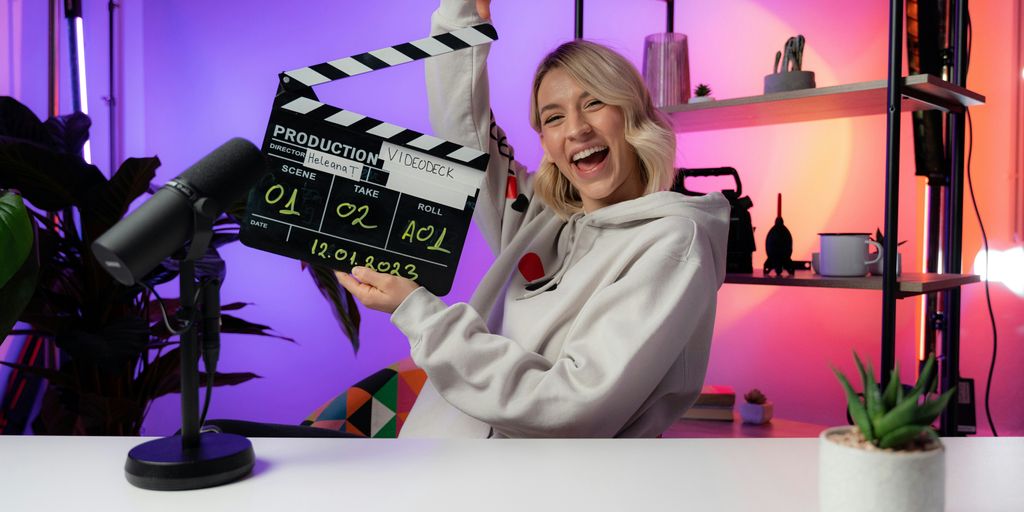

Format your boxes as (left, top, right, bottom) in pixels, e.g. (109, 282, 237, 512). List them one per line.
(571, 146, 609, 176)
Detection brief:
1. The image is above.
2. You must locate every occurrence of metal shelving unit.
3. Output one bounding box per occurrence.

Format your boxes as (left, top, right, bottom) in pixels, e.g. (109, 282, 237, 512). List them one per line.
(665, 2, 979, 436)
(573, 0, 980, 435)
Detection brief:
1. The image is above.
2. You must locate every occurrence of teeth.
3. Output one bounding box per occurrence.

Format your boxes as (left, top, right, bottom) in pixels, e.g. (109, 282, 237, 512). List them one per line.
(571, 146, 608, 163)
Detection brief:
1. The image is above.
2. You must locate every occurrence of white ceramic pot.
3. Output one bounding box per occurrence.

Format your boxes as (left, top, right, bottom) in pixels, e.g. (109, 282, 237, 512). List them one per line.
(868, 251, 902, 276)
(687, 96, 715, 104)
(819, 426, 944, 512)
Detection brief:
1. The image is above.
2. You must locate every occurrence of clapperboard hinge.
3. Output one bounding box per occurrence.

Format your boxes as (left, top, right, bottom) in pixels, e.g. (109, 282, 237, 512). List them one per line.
(276, 23, 497, 170)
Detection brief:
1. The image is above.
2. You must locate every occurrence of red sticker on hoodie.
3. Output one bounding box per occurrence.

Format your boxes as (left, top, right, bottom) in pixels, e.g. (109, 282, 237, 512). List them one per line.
(517, 252, 545, 282)
(505, 175, 518, 199)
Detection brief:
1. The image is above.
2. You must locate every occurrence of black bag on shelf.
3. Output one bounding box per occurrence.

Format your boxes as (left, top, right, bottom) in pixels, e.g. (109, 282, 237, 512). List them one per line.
(672, 167, 756, 273)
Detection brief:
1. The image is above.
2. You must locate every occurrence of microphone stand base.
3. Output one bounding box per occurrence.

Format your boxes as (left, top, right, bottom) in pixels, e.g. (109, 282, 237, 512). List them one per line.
(125, 432, 254, 491)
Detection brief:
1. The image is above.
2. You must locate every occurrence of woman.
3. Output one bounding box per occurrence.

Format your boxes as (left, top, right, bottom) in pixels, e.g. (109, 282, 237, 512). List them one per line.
(337, 0, 730, 438)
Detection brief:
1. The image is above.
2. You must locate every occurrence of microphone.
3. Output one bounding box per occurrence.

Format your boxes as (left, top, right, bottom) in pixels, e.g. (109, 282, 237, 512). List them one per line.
(92, 138, 267, 285)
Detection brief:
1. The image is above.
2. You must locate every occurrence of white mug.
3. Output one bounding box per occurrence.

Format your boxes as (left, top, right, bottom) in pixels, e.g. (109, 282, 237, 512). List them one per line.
(818, 233, 883, 277)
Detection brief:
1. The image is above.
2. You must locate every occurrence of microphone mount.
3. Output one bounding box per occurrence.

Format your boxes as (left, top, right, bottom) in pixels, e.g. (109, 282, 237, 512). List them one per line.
(123, 190, 254, 491)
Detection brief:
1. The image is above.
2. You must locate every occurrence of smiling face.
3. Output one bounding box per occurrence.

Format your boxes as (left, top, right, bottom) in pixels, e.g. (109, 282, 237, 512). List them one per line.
(536, 67, 645, 213)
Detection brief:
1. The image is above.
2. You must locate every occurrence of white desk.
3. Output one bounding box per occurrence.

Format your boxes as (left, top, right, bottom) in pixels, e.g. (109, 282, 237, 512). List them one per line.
(2, 436, 1021, 511)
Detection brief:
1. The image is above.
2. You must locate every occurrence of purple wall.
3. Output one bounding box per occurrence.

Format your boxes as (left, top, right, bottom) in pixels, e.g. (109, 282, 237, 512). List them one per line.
(8, 0, 1022, 436)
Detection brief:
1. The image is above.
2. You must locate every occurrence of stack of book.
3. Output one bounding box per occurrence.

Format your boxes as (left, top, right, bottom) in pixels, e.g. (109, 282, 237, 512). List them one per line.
(681, 385, 736, 421)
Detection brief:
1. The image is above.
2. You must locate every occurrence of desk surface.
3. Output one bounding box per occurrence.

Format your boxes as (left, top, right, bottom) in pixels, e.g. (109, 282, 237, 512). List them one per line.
(2, 436, 1021, 511)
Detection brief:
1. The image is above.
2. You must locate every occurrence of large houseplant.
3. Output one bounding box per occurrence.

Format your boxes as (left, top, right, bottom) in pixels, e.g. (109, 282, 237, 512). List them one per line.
(821, 352, 955, 512)
(0, 96, 360, 435)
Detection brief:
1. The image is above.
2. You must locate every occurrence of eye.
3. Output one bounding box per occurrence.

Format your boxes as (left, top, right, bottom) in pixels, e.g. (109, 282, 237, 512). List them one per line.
(543, 114, 564, 125)
(585, 99, 604, 109)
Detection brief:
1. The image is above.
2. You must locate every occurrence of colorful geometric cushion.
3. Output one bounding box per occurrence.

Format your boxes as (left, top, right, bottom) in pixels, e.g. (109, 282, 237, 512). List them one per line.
(302, 358, 427, 438)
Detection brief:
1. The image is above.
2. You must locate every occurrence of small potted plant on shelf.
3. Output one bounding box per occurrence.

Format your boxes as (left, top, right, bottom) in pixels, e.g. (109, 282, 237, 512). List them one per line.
(688, 83, 715, 103)
(868, 228, 906, 276)
(739, 388, 773, 424)
(820, 352, 954, 512)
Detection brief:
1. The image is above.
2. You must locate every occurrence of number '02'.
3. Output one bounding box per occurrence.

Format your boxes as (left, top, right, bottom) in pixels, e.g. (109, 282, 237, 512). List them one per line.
(401, 220, 450, 254)
(264, 184, 300, 216)
(335, 202, 377, 229)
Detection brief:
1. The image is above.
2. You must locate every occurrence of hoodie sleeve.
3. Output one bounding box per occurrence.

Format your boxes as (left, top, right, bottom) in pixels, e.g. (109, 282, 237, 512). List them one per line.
(390, 237, 720, 438)
(426, 0, 538, 256)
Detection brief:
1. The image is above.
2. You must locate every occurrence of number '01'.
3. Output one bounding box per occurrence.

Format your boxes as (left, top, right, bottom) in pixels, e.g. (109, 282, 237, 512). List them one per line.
(264, 184, 300, 216)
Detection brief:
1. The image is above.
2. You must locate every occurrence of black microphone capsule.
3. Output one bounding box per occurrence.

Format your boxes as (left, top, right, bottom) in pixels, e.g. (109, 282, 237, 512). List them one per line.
(92, 138, 268, 286)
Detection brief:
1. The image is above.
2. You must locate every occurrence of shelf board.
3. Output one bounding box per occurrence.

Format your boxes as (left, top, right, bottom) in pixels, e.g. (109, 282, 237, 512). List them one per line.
(663, 74, 985, 133)
(663, 415, 827, 439)
(724, 271, 980, 298)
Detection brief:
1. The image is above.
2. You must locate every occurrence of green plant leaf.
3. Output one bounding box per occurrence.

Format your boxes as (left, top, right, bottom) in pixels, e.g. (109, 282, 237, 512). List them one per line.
(151, 367, 262, 398)
(78, 156, 159, 243)
(913, 387, 956, 426)
(853, 351, 869, 397)
(0, 96, 52, 144)
(881, 364, 901, 411)
(0, 139, 105, 211)
(0, 209, 38, 340)
(306, 262, 360, 352)
(872, 388, 924, 439)
(54, 318, 150, 372)
(878, 424, 934, 450)
(221, 302, 252, 311)
(865, 362, 885, 423)
(832, 365, 874, 441)
(853, 351, 883, 423)
(911, 353, 937, 397)
(220, 313, 296, 343)
(199, 371, 262, 387)
(139, 348, 185, 399)
(0, 360, 72, 388)
(0, 191, 33, 288)
(42, 111, 91, 156)
(0, 246, 38, 341)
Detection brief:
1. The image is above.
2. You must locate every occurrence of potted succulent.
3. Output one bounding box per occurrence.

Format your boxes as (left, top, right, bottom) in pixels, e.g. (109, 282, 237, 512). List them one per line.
(739, 388, 773, 424)
(821, 352, 955, 512)
(868, 228, 906, 276)
(688, 83, 715, 103)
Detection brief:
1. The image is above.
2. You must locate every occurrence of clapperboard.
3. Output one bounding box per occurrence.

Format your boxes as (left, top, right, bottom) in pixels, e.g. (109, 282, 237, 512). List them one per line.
(241, 24, 497, 295)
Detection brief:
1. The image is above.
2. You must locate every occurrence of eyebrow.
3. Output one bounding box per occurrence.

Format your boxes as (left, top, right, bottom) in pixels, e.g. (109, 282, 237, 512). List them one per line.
(539, 91, 594, 115)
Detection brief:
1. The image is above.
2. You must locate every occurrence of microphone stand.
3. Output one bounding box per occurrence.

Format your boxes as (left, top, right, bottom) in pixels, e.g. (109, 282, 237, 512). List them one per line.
(124, 200, 254, 491)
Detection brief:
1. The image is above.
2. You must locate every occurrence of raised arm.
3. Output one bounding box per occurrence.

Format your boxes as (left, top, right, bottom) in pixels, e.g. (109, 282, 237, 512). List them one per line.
(426, 0, 538, 255)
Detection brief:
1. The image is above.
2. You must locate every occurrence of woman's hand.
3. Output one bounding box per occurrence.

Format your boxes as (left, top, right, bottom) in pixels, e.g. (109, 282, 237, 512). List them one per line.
(337, 266, 421, 314)
(476, 0, 490, 20)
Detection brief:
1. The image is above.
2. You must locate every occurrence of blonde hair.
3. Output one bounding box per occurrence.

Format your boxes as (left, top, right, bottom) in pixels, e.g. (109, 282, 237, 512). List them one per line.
(529, 40, 677, 218)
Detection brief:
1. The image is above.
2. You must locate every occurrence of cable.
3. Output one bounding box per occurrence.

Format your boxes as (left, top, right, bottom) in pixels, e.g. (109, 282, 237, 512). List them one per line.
(962, 4, 998, 438)
(965, 109, 999, 437)
(199, 368, 214, 427)
(140, 282, 194, 335)
(142, 274, 220, 433)
(141, 280, 217, 427)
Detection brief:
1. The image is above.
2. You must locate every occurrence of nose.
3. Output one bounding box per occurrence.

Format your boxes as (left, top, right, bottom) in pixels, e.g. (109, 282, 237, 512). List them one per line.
(566, 112, 592, 140)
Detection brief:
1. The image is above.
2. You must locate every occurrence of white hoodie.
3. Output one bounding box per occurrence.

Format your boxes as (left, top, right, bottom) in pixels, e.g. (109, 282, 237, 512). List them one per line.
(390, 0, 731, 438)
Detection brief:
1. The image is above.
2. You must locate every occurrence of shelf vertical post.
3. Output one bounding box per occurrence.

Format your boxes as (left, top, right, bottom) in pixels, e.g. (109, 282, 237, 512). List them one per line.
(574, 0, 584, 39)
(940, 0, 969, 437)
(880, 0, 904, 378)
(666, 0, 674, 33)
